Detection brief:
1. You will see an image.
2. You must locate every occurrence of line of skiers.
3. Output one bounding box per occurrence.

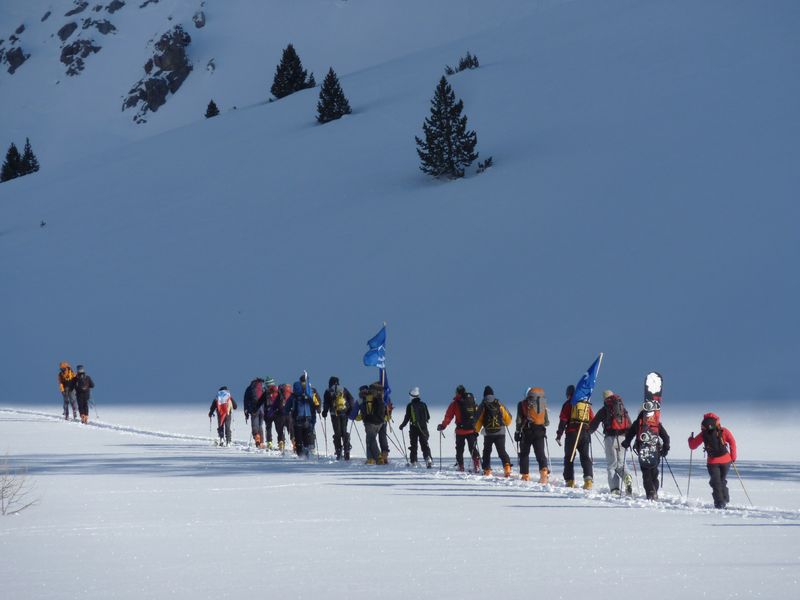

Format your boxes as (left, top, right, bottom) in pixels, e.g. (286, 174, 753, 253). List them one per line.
(57, 361, 95, 424)
(207, 374, 739, 509)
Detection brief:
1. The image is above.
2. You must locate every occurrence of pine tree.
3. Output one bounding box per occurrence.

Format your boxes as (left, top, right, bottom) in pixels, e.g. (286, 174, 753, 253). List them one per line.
(415, 77, 478, 179)
(270, 44, 315, 100)
(205, 99, 220, 118)
(316, 68, 352, 124)
(0, 143, 23, 183)
(20, 138, 39, 175)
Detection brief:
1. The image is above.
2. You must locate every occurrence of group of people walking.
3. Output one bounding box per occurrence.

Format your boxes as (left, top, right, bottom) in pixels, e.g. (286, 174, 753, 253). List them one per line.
(57, 361, 95, 424)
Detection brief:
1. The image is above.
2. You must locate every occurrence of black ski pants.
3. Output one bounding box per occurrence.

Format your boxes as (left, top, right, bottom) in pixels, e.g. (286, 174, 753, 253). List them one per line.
(640, 461, 660, 498)
(707, 463, 731, 508)
(455, 433, 480, 469)
(519, 430, 548, 474)
(330, 414, 351, 459)
(77, 397, 90, 418)
(293, 418, 315, 457)
(379, 422, 389, 455)
(272, 414, 291, 444)
(250, 409, 265, 442)
(482, 434, 511, 471)
(563, 430, 593, 482)
(409, 427, 431, 464)
(217, 415, 232, 444)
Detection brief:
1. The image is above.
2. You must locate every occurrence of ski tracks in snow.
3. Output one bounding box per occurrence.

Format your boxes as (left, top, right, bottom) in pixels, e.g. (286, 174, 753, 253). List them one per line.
(2, 408, 798, 523)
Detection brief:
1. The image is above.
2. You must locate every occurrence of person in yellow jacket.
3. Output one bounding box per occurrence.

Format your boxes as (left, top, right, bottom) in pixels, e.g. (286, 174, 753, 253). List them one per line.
(474, 386, 513, 477)
(58, 361, 78, 420)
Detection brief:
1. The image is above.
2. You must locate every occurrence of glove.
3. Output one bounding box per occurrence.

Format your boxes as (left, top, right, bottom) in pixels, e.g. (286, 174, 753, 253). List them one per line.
(555, 434, 562, 446)
(322, 410, 328, 418)
(208, 412, 213, 419)
(621, 440, 630, 450)
(399, 423, 405, 430)
(436, 424, 445, 432)
(513, 431, 520, 442)
(661, 445, 669, 457)
(245, 413, 249, 423)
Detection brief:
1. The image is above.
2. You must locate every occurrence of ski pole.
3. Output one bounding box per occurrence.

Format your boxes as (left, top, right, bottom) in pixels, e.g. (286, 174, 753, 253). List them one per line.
(544, 437, 552, 472)
(401, 428, 408, 466)
(505, 426, 519, 460)
(321, 417, 329, 459)
(687, 432, 694, 497)
(663, 456, 682, 497)
(90, 400, 99, 420)
(439, 431, 443, 472)
(389, 422, 407, 463)
(627, 448, 640, 494)
(731, 462, 753, 507)
(352, 421, 366, 453)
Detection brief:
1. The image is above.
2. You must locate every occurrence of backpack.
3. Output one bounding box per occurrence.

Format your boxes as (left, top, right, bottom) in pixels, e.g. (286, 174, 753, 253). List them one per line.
(76, 374, 91, 393)
(637, 411, 661, 444)
(702, 417, 728, 457)
(456, 393, 477, 430)
(525, 397, 547, 426)
(483, 400, 503, 434)
(253, 380, 264, 402)
(570, 400, 591, 424)
(605, 395, 631, 432)
(331, 385, 347, 414)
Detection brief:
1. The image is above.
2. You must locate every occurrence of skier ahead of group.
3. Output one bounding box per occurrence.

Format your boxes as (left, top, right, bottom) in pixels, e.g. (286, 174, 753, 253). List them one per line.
(209, 387, 237, 446)
(556, 384, 595, 489)
(475, 386, 513, 477)
(688, 413, 737, 509)
(58, 361, 77, 421)
(73, 365, 95, 425)
(437, 385, 481, 473)
(399, 387, 432, 468)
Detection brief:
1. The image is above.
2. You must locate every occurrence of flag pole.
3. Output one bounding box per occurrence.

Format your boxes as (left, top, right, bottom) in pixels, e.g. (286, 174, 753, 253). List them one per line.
(569, 353, 603, 464)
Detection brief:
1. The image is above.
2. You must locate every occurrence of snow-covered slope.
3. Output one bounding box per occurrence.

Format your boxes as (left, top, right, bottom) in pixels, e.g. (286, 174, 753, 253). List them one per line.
(1, 0, 798, 407)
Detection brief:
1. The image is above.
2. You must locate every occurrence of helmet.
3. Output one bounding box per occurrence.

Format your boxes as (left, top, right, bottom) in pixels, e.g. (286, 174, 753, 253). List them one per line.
(409, 387, 420, 398)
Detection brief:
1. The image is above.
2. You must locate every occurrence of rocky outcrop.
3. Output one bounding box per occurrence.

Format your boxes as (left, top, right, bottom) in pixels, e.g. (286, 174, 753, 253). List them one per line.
(82, 18, 116, 35)
(58, 22, 79, 42)
(60, 39, 101, 75)
(5, 46, 29, 74)
(106, 1, 126, 14)
(123, 26, 192, 123)
(65, 2, 89, 17)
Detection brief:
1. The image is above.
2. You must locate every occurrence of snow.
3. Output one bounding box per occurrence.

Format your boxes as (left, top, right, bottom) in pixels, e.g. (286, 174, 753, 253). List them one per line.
(1, 404, 798, 599)
(0, 0, 799, 595)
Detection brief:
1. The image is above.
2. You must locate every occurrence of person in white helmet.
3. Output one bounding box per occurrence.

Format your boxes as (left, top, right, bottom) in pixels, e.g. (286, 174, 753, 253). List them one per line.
(399, 387, 433, 468)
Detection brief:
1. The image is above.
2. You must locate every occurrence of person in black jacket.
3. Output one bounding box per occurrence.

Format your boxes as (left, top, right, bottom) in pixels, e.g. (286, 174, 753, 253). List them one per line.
(357, 384, 385, 464)
(514, 387, 549, 483)
(622, 407, 670, 500)
(74, 365, 95, 424)
(285, 381, 317, 458)
(243, 377, 266, 448)
(399, 387, 432, 468)
(322, 376, 354, 461)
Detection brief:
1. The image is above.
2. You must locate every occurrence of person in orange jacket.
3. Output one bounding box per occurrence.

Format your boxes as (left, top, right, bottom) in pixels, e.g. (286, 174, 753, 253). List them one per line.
(474, 386, 513, 477)
(58, 361, 78, 421)
(437, 385, 481, 472)
(688, 413, 737, 509)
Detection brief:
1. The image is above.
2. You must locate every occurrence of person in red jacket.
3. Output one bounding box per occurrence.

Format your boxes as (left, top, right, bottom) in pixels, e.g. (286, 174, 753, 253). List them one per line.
(688, 413, 737, 509)
(437, 385, 481, 473)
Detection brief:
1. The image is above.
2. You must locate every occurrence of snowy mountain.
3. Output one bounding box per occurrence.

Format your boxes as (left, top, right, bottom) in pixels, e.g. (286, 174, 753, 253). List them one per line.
(1, 0, 798, 408)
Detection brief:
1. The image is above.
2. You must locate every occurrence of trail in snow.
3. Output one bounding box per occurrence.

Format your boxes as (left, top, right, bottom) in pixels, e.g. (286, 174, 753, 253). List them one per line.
(2, 407, 797, 522)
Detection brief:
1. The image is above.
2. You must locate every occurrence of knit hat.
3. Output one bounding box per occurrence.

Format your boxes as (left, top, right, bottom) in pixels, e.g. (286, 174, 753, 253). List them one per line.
(483, 385, 494, 397)
(409, 387, 420, 398)
(77, 365, 85, 373)
(455, 384, 466, 396)
(264, 376, 276, 387)
(329, 376, 339, 387)
(566, 384, 575, 398)
(603, 390, 614, 399)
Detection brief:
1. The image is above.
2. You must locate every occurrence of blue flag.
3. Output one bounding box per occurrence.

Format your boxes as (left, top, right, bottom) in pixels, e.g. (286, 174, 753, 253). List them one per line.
(572, 354, 603, 405)
(380, 368, 392, 406)
(363, 325, 386, 368)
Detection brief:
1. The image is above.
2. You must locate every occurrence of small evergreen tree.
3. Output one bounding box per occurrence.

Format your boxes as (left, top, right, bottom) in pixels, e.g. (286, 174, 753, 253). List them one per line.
(0, 143, 23, 183)
(20, 138, 39, 175)
(415, 77, 478, 179)
(316, 68, 352, 124)
(205, 99, 220, 118)
(270, 44, 315, 99)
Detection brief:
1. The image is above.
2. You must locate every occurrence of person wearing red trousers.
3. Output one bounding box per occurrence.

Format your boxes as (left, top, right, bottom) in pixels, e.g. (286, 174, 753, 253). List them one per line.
(688, 413, 737, 509)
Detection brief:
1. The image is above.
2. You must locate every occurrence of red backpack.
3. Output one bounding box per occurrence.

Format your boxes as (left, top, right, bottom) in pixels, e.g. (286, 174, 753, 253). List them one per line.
(605, 395, 631, 432)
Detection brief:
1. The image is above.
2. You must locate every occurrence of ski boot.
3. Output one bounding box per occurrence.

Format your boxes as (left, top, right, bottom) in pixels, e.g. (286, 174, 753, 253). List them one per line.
(503, 464, 512, 478)
(457, 463, 465, 472)
(278, 440, 285, 453)
(426, 457, 433, 469)
(583, 477, 593, 490)
(472, 457, 481, 473)
(624, 473, 633, 496)
(483, 468, 493, 477)
(610, 488, 621, 496)
(521, 473, 531, 481)
(565, 480, 575, 488)
(539, 468, 549, 484)
(366, 458, 376, 465)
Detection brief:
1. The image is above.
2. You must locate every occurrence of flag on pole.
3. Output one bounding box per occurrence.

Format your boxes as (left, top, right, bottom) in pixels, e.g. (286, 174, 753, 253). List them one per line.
(363, 325, 386, 369)
(572, 354, 603, 405)
(380, 368, 392, 406)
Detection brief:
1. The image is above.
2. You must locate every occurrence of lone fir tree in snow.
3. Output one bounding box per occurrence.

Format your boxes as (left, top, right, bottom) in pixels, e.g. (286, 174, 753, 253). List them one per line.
(316, 68, 352, 123)
(205, 99, 220, 118)
(415, 76, 478, 179)
(271, 44, 315, 100)
(20, 138, 39, 175)
(1, 143, 23, 183)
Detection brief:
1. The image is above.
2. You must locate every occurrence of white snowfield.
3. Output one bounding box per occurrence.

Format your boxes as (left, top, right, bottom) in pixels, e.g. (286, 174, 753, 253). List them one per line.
(1, 404, 798, 599)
